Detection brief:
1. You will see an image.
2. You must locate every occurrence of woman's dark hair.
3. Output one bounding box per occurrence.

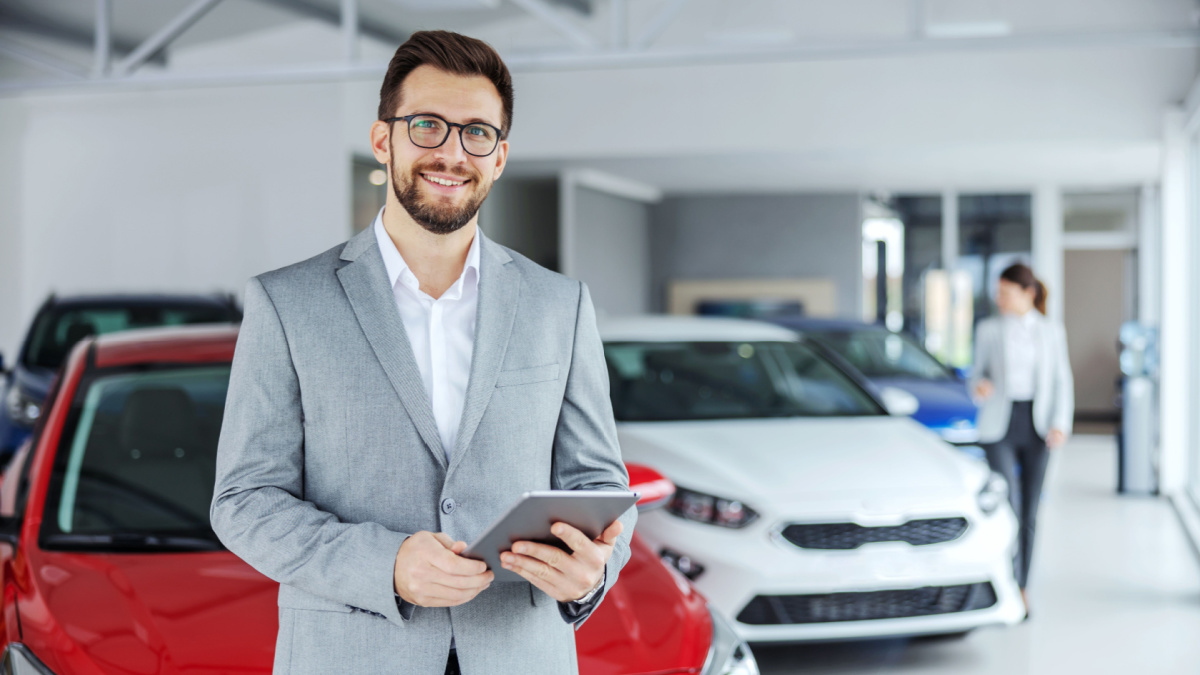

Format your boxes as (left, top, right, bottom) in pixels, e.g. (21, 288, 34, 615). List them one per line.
(1000, 263, 1047, 315)
(378, 30, 514, 139)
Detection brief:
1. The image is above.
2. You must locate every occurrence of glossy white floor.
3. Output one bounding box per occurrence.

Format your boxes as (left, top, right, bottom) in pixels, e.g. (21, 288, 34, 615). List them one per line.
(753, 434, 1200, 674)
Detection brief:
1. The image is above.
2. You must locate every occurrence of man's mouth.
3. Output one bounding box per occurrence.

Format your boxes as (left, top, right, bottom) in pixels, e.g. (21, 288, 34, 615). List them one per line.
(421, 172, 469, 188)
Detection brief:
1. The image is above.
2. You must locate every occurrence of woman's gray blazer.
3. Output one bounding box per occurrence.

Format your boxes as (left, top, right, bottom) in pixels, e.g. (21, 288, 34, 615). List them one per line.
(968, 312, 1075, 444)
(210, 227, 636, 674)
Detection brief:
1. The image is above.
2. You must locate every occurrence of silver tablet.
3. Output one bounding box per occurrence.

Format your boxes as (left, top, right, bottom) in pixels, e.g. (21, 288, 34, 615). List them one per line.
(462, 490, 638, 583)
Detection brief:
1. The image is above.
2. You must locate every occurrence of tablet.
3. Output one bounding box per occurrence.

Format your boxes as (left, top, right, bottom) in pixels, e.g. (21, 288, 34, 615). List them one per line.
(462, 490, 638, 583)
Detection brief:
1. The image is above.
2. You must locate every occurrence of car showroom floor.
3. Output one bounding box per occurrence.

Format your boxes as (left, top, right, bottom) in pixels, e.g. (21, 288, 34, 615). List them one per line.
(753, 434, 1200, 675)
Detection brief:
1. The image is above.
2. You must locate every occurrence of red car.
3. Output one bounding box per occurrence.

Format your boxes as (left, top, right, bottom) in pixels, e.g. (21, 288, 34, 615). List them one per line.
(0, 325, 757, 675)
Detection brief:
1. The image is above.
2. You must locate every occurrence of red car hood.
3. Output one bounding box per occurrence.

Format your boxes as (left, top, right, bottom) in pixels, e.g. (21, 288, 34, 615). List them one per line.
(26, 550, 279, 675)
(24, 535, 709, 675)
(576, 534, 711, 675)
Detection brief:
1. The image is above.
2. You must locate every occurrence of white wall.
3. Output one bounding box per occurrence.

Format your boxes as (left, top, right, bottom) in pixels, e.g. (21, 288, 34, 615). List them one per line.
(0, 98, 26, 363)
(0, 82, 350, 358)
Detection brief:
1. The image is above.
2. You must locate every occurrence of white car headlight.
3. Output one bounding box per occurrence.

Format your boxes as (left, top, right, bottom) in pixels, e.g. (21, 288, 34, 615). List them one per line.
(976, 471, 1009, 515)
(3, 644, 56, 675)
(4, 386, 42, 427)
(668, 486, 759, 529)
(701, 606, 759, 675)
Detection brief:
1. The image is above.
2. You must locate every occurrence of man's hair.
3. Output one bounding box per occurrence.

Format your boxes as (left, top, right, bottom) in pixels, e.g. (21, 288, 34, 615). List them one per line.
(378, 30, 514, 139)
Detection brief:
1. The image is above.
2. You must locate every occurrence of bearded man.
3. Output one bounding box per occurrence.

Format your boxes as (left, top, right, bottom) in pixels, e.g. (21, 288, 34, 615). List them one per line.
(211, 30, 636, 675)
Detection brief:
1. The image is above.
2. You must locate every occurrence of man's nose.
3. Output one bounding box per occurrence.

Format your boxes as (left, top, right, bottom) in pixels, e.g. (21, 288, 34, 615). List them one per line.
(432, 129, 470, 164)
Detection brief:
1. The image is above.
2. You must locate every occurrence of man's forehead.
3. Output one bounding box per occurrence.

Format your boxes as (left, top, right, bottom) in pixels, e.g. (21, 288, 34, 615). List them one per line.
(398, 65, 503, 124)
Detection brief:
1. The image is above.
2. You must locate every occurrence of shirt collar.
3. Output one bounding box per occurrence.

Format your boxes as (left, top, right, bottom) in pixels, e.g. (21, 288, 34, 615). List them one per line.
(372, 208, 481, 298)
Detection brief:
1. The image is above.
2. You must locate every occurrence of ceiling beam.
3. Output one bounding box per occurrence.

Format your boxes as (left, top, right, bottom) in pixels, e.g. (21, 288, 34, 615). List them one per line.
(0, 39, 89, 79)
(93, 0, 111, 77)
(114, 0, 224, 76)
(5, 27, 1199, 93)
(510, 0, 598, 50)
(249, 0, 409, 47)
(631, 0, 688, 50)
(0, 5, 166, 67)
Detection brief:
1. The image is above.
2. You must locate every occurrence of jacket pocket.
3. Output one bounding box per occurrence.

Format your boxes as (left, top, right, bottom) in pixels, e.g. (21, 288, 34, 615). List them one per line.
(496, 363, 560, 387)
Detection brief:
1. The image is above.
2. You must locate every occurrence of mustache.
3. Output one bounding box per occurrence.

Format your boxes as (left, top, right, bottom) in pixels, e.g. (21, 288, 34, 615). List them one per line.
(414, 161, 477, 182)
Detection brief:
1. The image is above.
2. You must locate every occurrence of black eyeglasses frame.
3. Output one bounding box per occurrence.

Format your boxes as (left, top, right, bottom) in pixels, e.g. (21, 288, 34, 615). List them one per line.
(384, 113, 503, 158)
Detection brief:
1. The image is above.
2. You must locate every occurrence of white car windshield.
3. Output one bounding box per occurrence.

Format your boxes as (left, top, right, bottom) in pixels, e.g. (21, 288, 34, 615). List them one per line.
(604, 340, 884, 422)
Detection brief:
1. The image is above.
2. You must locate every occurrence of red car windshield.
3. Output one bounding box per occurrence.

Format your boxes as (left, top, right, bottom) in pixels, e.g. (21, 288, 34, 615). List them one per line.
(40, 364, 230, 552)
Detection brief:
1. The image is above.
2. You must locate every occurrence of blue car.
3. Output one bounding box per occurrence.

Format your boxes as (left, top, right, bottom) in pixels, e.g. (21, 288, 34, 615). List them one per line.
(0, 293, 242, 462)
(770, 317, 979, 444)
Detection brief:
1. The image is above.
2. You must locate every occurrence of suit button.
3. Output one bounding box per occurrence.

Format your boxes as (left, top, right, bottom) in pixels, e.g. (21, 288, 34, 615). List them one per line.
(441, 498, 456, 515)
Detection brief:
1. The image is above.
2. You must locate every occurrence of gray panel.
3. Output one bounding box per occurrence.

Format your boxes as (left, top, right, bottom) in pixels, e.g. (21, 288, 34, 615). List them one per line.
(572, 186, 650, 316)
(649, 193, 861, 316)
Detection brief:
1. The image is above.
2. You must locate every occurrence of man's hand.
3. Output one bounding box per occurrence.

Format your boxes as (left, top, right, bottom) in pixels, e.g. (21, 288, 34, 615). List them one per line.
(1046, 428, 1067, 449)
(974, 379, 995, 401)
(393, 531, 494, 608)
(501, 520, 623, 603)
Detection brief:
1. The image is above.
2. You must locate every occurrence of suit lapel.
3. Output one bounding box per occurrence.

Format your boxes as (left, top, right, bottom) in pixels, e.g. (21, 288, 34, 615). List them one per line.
(336, 228, 448, 470)
(447, 234, 521, 479)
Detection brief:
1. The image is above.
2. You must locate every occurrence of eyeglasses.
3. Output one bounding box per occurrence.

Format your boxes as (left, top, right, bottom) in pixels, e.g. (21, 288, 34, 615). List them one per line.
(384, 113, 502, 157)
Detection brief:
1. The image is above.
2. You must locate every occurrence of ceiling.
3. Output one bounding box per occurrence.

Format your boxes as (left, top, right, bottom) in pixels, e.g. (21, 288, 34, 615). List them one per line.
(2, 0, 1197, 87)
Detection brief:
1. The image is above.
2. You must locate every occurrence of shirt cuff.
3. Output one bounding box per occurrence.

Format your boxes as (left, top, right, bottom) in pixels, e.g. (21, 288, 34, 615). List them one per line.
(559, 569, 606, 622)
(394, 593, 416, 621)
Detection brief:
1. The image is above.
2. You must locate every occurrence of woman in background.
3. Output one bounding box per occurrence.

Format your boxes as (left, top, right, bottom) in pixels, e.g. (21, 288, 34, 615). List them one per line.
(969, 263, 1074, 614)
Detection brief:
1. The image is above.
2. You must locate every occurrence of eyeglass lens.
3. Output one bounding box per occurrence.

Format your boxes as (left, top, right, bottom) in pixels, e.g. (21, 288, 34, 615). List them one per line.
(408, 115, 498, 156)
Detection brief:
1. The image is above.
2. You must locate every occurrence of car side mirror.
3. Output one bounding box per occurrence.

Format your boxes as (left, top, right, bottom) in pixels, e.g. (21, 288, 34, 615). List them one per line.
(879, 387, 920, 417)
(626, 463, 675, 511)
(0, 516, 19, 547)
(953, 366, 970, 381)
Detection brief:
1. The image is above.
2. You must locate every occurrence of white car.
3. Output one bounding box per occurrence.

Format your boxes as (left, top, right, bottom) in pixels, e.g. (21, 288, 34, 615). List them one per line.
(600, 316, 1025, 643)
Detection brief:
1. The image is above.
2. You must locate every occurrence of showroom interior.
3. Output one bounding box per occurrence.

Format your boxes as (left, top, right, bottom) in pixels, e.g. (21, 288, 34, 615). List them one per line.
(3, 0, 1200, 673)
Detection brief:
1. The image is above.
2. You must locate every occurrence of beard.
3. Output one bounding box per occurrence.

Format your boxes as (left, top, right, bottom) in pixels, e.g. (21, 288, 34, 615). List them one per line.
(391, 157, 491, 235)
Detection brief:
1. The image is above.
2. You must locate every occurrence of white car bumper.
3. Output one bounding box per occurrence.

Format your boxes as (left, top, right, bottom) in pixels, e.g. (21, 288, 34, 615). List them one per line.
(635, 506, 1025, 643)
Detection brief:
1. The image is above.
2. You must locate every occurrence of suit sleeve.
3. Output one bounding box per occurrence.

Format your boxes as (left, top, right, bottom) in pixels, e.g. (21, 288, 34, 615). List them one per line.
(550, 281, 637, 627)
(968, 320, 993, 403)
(211, 277, 412, 627)
(1052, 322, 1075, 435)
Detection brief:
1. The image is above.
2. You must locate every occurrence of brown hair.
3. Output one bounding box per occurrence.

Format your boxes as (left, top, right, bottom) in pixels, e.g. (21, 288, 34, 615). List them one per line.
(1000, 263, 1047, 315)
(378, 30, 514, 139)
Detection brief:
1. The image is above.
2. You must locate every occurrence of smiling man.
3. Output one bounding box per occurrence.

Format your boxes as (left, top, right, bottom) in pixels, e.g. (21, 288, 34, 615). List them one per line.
(211, 31, 636, 675)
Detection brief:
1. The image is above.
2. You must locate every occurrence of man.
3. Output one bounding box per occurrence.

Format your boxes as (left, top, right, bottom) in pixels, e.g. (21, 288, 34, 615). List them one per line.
(211, 30, 636, 675)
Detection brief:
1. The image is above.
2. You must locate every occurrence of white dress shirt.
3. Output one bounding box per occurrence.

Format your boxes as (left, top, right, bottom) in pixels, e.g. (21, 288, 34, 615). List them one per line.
(373, 210, 479, 463)
(1002, 310, 1039, 402)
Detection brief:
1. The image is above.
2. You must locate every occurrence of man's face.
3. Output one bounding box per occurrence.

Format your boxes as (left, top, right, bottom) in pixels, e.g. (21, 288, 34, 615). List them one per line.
(377, 65, 508, 235)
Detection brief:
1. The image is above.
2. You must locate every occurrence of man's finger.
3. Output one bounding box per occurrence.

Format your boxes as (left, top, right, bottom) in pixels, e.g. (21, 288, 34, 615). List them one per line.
(432, 532, 457, 549)
(503, 551, 567, 586)
(551, 522, 593, 553)
(509, 541, 584, 576)
(422, 567, 494, 591)
(598, 520, 623, 546)
(431, 548, 491, 577)
(450, 540, 468, 555)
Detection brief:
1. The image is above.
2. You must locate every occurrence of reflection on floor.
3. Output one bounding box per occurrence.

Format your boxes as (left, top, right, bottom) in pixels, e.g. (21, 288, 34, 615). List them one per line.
(754, 434, 1200, 675)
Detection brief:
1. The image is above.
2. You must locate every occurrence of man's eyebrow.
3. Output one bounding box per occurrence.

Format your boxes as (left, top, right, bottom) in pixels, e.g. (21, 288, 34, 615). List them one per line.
(410, 111, 500, 127)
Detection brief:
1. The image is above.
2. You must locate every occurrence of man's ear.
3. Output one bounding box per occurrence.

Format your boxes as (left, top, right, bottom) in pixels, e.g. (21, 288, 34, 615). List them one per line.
(370, 120, 392, 164)
(491, 140, 509, 181)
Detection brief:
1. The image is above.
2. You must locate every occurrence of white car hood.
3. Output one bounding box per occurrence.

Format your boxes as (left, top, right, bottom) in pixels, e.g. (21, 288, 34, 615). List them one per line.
(619, 416, 986, 512)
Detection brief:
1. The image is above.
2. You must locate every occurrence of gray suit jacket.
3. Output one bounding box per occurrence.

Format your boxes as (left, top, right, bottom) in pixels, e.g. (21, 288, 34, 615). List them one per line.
(969, 313, 1075, 444)
(211, 227, 636, 675)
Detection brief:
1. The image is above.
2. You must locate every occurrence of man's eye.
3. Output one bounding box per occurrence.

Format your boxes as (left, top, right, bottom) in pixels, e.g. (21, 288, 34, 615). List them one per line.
(414, 120, 437, 129)
(466, 126, 488, 137)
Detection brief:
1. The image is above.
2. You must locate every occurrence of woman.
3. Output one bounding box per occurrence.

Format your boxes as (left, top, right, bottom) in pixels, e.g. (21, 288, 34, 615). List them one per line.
(969, 263, 1074, 614)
